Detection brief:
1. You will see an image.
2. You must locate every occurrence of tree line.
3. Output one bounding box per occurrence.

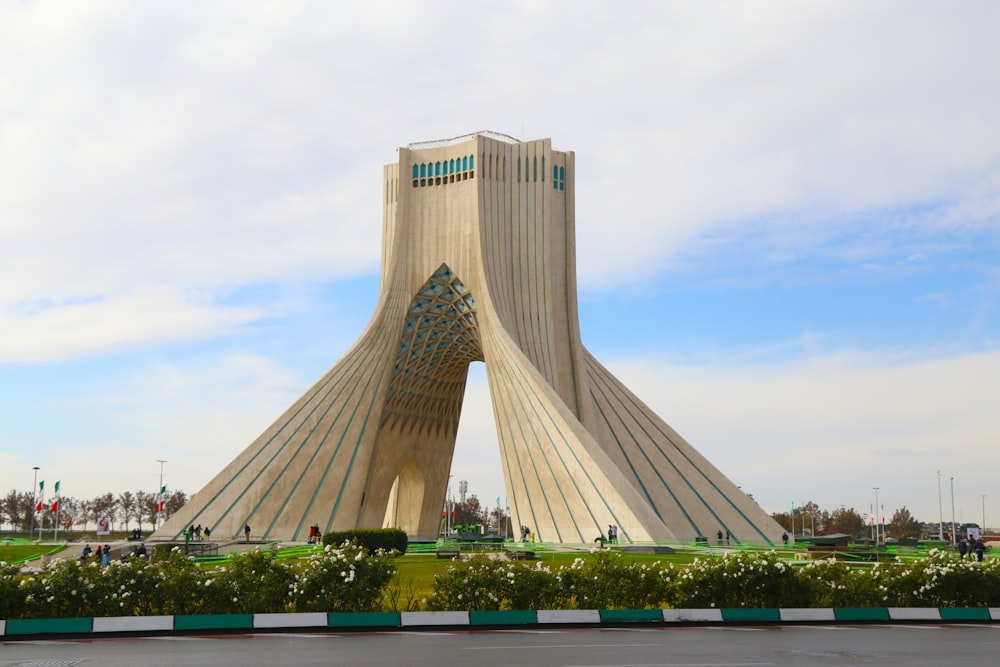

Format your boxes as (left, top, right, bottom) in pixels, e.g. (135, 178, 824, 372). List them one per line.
(770, 503, 924, 538)
(0, 489, 188, 534)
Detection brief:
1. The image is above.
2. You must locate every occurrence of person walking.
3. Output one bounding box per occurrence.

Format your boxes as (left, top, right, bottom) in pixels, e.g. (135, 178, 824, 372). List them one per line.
(244, 523, 251, 543)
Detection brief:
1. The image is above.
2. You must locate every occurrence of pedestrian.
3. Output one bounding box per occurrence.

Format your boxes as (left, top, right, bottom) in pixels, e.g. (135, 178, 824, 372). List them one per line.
(974, 538, 986, 562)
(204, 526, 211, 540)
(782, 532, 789, 545)
(101, 544, 110, 567)
(717, 529, 724, 543)
(959, 538, 968, 558)
(725, 529, 731, 545)
(244, 523, 251, 543)
(81, 544, 92, 562)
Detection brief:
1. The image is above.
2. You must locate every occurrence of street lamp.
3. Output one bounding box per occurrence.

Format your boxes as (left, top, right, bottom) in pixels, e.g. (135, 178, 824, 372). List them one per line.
(950, 477, 956, 546)
(937, 470, 944, 541)
(29, 466, 39, 542)
(873, 487, 880, 544)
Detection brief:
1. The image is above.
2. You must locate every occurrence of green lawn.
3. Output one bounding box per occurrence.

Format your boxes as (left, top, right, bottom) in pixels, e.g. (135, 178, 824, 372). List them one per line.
(0, 544, 66, 564)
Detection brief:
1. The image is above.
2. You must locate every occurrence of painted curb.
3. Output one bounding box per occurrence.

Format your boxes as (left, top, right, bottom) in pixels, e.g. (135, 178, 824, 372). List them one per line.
(537, 609, 601, 624)
(174, 613, 253, 631)
(779, 608, 836, 622)
(834, 608, 890, 622)
(327, 612, 401, 628)
(888, 607, 941, 621)
(93, 615, 174, 633)
(721, 608, 781, 623)
(400, 611, 469, 627)
(6, 617, 93, 636)
(469, 610, 537, 625)
(254, 612, 327, 629)
(600, 609, 663, 623)
(662, 608, 723, 623)
(940, 608, 991, 621)
(2, 607, 999, 638)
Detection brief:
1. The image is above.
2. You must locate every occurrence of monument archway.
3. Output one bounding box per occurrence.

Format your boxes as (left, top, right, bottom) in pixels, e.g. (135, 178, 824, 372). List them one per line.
(155, 132, 784, 545)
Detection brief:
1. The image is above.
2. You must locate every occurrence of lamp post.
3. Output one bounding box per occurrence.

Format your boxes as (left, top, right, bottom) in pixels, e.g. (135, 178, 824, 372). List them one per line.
(873, 487, 880, 544)
(950, 476, 956, 546)
(982, 495, 987, 535)
(937, 470, 944, 541)
(29, 466, 39, 542)
(155, 460, 167, 531)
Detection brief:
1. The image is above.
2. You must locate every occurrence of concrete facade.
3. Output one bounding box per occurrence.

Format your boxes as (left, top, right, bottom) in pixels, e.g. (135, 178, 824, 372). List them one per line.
(155, 132, 784, 545)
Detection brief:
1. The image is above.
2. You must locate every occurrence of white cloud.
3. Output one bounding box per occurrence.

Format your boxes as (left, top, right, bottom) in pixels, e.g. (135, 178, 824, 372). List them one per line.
(0, 288, 264, 363)
(607, 348, 1000, 523)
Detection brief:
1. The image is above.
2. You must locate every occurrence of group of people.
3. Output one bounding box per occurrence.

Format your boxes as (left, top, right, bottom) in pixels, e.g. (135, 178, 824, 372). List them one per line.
(607, 524, 619, 544)
(81, 542, 146, 565)
(519, 525, 534, 542)
(959, 536, 988, 561)
(186, 524, 211, 541)
(307, 524, 323, 544)
(717, 529, 731, 544)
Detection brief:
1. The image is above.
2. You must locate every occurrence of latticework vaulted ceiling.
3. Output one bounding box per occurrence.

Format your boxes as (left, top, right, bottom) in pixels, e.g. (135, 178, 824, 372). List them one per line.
(380, 264, 483, 436)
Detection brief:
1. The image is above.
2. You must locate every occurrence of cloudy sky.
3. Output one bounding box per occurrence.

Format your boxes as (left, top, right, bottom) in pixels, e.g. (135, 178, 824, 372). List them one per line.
(2, 1, 998, 531)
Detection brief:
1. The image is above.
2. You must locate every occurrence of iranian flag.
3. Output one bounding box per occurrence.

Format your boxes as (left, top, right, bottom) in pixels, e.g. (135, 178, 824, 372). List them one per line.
(155, 485, 167, 513)
(50, 481, 61, 513)
(34, 480, 44, 512)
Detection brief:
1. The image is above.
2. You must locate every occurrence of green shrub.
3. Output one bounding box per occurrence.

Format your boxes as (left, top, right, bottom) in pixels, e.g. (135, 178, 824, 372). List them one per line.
(797, 557, 883, 607)
(322, 528, 407, 554)
(0, 561, 27, 618)
(673, 550, 809, 609)
(291, 541, 397, 612)
(213, 548, 296, 614)
(426, 555, 568, 611)
(561, 551, 676, 609)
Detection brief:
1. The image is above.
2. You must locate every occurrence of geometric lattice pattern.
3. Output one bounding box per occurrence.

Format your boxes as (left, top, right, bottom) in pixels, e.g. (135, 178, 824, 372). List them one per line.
(381, 264, 482, 437)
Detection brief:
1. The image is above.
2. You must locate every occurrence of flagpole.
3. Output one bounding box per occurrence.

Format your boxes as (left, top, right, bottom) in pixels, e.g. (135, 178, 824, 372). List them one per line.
(53, 482, 59, 542)
(29, 467, 40, 542)
(156, 460, 167, 532)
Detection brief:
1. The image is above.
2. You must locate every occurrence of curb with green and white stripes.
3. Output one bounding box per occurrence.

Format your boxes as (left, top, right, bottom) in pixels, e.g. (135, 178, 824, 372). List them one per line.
(2, 607, 999, 638)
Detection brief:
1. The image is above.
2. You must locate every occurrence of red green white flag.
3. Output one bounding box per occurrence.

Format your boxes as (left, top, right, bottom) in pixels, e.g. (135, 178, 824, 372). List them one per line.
(155, 485, 167, 513)
(50, 481, 61, 513)
(34, 480, 45, 512)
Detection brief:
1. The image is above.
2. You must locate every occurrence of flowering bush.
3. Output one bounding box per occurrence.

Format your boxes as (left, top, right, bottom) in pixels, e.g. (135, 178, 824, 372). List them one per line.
(0, 561, 26, 618)
(797, 557, 883, 607)
(214, 548, 296, 614)
(291, 541, 396, 612)
(426, 556, 567, 611)
(878, 550, 1000, 608)
(560, 551, 676, 609)
(673, 550, 808, 608)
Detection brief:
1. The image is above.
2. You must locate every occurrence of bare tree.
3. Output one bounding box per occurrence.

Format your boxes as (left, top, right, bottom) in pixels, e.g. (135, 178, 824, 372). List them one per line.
(3, 490, 33, 532)
(76, 499, 92, 530)
(165, 490, 188, 519)
(91, 493, 117, 530)
(117, 491, 137, 530)
(135, 490, 155, 532)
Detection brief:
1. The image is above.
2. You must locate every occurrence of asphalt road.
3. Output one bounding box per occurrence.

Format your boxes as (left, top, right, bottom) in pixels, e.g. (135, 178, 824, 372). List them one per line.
(3, 624, 1000, 666)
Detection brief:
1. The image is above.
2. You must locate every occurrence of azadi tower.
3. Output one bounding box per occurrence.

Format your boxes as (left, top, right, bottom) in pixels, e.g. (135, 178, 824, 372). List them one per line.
(156, 132, 783, 545)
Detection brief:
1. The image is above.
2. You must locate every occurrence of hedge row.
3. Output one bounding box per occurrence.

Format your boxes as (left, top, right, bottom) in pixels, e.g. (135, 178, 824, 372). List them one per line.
(426, 549, 1000, 611)
(3, 547, 998, 620)
(0, 542, 396, 620)
(322, 529, 407, 554)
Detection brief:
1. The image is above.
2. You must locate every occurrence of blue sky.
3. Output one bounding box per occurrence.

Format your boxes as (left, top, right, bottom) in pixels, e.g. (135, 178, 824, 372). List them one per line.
(2, 1, 998, 530)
